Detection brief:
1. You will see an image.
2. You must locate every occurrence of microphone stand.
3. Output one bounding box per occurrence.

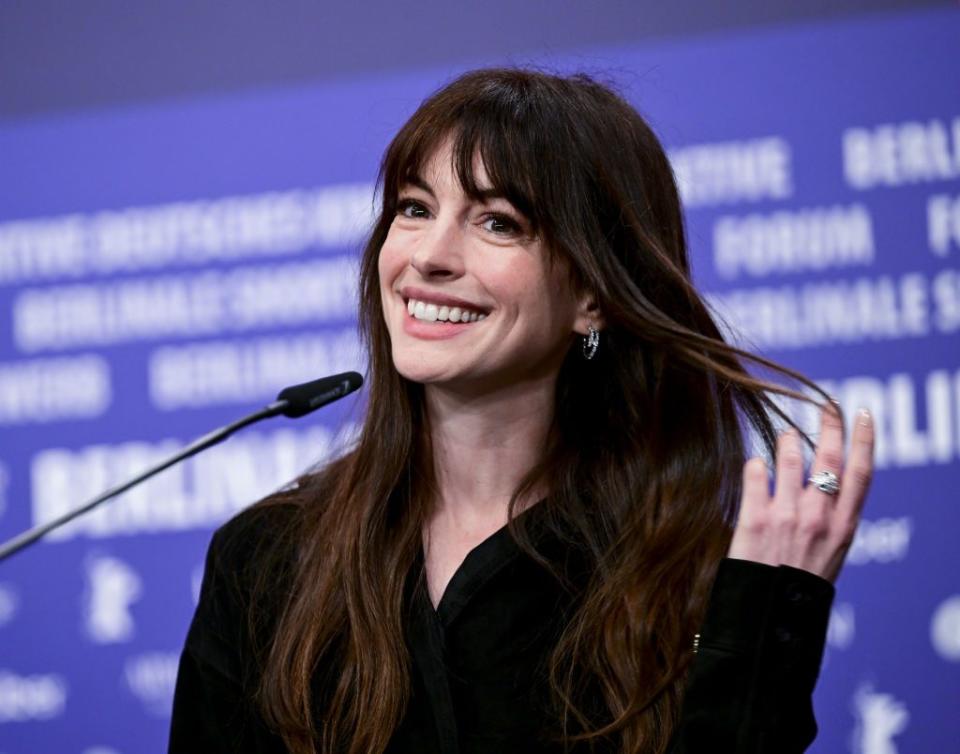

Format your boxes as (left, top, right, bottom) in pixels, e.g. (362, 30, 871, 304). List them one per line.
(0, 402, 284, 563)
(0, 371, 362, 563)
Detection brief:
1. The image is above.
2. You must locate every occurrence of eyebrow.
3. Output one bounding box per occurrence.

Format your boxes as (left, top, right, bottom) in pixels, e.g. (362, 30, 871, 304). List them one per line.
(404, 175, 507, 204)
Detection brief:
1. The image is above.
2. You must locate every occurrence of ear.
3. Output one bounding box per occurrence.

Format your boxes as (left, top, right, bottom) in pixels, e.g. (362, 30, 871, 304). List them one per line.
(573, 291, 605, 335)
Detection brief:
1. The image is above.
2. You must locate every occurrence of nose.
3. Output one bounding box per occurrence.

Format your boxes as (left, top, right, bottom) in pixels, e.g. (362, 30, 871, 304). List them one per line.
(410, 214, 465, 280)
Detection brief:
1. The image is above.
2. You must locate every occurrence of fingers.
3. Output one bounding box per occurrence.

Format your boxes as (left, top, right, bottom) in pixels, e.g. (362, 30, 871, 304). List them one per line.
(728, 456, 775, 565)
(737, 456, 771, 538)
(773, 429, 804, 505)
(741, 457, 770, 509)
(808, 401, 845, 502)
(731, 402, 874, 581)
(837, 408, 875, 522)
(771, 429, 803, 545)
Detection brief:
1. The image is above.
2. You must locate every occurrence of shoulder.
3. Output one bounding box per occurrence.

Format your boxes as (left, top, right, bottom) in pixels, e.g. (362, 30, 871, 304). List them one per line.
(193, 497, 301, 630)
(185, 478, 324, 680)
(206, 467, 346, 594)
(209, 498, 302, 579)
(201, 473, 335, 611)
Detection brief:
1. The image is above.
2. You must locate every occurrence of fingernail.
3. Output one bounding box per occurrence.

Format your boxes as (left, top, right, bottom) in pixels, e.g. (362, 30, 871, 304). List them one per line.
(857, 408, 872, 426)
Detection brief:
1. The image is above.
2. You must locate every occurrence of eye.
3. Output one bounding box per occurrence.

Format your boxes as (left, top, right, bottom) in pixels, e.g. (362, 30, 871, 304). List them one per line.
(480, 213, 523, 236)
(396, 198, 430, 219)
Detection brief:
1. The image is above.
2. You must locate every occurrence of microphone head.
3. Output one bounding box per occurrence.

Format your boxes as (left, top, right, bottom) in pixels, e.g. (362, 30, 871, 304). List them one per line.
(276, 371, 363, 418)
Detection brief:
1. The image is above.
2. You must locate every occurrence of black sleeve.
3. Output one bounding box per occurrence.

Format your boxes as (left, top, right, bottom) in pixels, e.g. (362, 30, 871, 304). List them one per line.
(168, 511, 292, 754)
(667, 558, 835, 754)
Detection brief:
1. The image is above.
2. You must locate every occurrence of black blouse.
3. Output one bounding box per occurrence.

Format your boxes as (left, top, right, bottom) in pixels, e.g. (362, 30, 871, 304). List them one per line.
(169, 502, 834, 753)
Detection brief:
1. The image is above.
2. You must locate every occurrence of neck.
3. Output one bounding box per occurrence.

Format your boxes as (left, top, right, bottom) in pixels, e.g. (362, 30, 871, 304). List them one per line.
(424, 374, 556, 530)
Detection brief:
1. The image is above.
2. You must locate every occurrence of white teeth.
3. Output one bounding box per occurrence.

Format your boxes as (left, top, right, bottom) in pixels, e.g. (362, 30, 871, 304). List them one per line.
(406, 298, 485, 324)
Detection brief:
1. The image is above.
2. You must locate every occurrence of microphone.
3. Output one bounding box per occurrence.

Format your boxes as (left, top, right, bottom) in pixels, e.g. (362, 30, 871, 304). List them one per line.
(0, 371, 363, 563)
(275, 371, 363, 418)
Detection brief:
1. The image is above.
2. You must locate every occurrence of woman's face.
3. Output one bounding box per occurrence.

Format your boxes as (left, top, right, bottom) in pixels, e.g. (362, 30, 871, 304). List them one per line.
(378, 138, 593, 394)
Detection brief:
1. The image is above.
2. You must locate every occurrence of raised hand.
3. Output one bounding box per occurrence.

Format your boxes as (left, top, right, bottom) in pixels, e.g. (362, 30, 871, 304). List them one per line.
(727, 402, 875, 582)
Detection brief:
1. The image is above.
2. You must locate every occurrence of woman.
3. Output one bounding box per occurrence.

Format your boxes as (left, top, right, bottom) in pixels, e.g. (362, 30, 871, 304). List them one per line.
(169, 68, 874, 754)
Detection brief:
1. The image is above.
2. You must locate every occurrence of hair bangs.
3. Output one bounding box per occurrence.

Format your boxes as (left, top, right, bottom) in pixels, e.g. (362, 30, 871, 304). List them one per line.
(379, 79, 558, 240)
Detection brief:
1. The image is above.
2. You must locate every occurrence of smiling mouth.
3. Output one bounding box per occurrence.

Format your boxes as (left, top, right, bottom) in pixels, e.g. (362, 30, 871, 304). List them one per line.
(406, 297, 488, 323)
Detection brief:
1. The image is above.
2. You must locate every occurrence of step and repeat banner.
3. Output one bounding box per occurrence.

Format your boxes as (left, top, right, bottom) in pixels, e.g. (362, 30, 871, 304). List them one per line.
(0, 7, 957, 753)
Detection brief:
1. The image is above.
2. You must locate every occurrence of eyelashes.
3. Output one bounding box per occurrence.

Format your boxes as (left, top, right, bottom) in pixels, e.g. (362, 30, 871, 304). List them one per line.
(395, 198, 527, 238)
(396, 198, 430, 219)
(480, 214, 523, 235)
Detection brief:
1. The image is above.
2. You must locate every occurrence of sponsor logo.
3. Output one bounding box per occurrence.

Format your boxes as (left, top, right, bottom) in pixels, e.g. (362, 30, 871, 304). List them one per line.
(827, 602, 855, 650)
(0, 671, 67, 722)
(124, 652, 179, 716)
(847, 518, 911, 566)
(32, 424, 358, 539)
(82, 554, 142, 644)
(0, 355, 111, 425)
(851, 682, 909, 754)
(931, 594, 960, 661)
(669, 136, 793, 207)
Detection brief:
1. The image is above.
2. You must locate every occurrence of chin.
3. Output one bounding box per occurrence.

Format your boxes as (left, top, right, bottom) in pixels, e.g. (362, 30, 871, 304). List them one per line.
(390, 349, 452, 385)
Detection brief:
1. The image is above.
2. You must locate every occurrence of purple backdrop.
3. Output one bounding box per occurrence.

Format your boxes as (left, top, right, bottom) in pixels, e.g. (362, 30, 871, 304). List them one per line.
(0, 6, 957, 753)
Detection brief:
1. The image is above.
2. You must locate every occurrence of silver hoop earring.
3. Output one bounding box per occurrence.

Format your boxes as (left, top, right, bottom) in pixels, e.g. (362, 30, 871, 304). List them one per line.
(582, 325, 599, 360)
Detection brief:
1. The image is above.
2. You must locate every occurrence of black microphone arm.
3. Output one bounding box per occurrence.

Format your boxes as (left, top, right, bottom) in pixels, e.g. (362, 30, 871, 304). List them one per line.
(0, 371, 363, 563)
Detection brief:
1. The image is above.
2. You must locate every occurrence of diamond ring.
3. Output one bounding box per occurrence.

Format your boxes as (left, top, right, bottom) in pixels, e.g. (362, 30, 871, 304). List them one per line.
(808, 470, 840, 496)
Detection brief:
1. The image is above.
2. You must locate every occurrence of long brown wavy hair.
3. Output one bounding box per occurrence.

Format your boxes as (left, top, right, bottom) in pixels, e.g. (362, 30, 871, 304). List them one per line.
(245, 68, 830, 754)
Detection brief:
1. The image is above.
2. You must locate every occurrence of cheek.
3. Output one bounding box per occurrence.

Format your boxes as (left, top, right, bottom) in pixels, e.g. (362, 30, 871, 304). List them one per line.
(377, 240, 395, 278)
(511, 264, 574, 321)
(377, 237, 406, 290)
